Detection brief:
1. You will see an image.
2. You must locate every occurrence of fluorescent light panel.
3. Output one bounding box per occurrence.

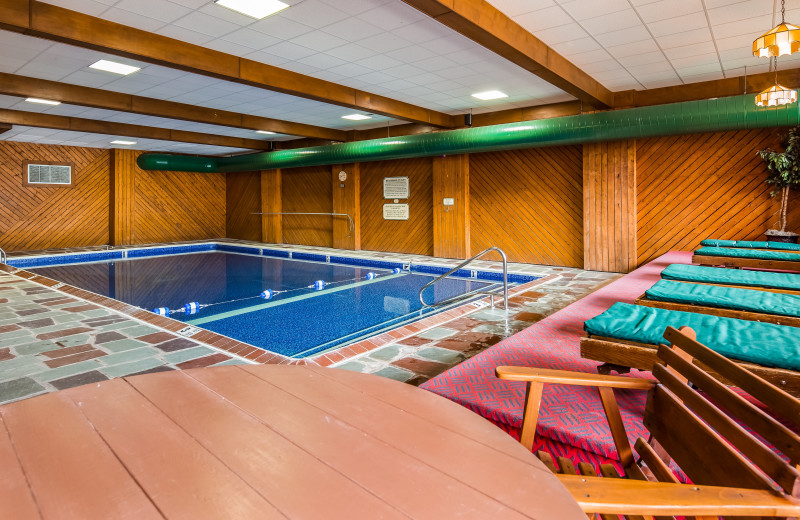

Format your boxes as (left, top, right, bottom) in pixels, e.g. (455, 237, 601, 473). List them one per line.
(26, 97, 61, 105)
(89, 60, 141, 75)
(111, 140, 137, 145)
(215, 0, 289, 19)
(342, 114, 372, 121)
(256, 130, 276, 134)
(472, 90, 508, 100)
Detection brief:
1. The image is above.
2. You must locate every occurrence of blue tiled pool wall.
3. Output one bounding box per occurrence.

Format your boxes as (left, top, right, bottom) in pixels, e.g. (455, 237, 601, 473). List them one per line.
(9, 242, 540, 283)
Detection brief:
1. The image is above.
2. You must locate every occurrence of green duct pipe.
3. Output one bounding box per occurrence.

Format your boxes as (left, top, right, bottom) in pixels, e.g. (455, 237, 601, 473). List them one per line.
(137, 95, 800, 173)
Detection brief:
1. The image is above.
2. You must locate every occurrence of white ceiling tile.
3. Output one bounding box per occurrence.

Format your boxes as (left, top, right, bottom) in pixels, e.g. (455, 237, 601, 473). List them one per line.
(580, 9, 643, 35)
(486, 0, 556, 17)
(647, 13, 710, 37)
(559, 0, 632, 21)
(515, 6, 574, 32)
(172, 11, 240, 38)
(635, 0, 704, 22)
(261, 41, 317, 61)
(595, 25, 653, 47)
(655, 27, 713, 48)
(290, 31, 348, 53)
(535, 23, 591, 45)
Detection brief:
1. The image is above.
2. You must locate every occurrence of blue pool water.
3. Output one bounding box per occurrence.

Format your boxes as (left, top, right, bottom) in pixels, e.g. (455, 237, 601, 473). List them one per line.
(31, 252, 497, 357)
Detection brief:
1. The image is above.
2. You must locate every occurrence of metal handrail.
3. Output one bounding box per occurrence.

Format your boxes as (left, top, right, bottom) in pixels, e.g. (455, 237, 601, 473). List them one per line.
(252, 212, 354, 238)
(0, 247, 6, 264)
(419, 247, 508, 310)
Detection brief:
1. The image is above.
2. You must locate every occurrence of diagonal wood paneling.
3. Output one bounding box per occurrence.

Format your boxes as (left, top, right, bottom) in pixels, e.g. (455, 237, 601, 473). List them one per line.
(0, 141, 109, 251)
(281, 165, 332, 247)
(469, 147, 583, 267)
(360, 158, 434, 256)
(637, 128, 800, 265)
(130, 152, 226, 244)
(226, 172, 262, 242)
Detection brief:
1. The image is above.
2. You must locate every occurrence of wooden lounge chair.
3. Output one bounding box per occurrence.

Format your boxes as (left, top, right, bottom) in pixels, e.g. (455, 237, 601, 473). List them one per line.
(634, 279, 800, 328)
(496, 326, 800, 519)
(579, 302, 800, 397)
(661, 264, 800, 295)
(693, 246, 800, 272)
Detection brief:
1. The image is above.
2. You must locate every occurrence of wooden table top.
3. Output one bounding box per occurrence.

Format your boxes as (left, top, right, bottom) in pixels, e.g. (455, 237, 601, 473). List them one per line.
(0, 365, 585, 520)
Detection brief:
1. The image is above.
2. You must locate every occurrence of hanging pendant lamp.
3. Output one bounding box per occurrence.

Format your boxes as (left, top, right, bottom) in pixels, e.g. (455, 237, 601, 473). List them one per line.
(755, 57, 798, 106)
(754, 0, 800, 57)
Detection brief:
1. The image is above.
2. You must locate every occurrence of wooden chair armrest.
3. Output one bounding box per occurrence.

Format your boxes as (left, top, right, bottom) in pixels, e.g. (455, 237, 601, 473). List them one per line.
(495, 366, 655, 390)
(558, 474, 800, 517)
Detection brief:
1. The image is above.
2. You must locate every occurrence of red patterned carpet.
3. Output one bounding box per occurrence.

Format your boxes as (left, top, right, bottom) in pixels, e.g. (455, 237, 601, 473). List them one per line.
(421, 251, 693, 470)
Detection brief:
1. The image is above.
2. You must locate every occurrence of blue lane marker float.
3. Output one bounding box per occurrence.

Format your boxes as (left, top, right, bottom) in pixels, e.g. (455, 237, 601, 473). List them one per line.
(150, 269, 402, 317)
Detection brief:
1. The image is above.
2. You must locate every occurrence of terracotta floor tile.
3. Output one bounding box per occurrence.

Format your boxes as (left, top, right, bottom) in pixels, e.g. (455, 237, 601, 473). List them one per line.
(397, 336, 433, 347)
(42, 298, 78, 306)
(391, 357, 450, 379)
(37, 327, 94, 341)
(0, 347, 14, 362)
(433, 339, 476, 353)
(63, 304, 101, 313)
(41, 344, 94, 359)
(136, 332, 176, 344)
(0, 324, 21, 334)
(44, 349, 106, 368)
(514, 311, 546, 322)
(176, 353, 231, 369)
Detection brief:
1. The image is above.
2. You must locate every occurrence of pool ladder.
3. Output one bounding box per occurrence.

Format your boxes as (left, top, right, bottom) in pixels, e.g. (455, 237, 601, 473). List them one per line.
(418, 247, 508, 310)
(0, 246, 6, 265)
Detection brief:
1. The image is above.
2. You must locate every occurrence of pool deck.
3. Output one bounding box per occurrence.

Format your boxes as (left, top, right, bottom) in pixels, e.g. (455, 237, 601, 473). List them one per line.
(0, 240, 620, 404)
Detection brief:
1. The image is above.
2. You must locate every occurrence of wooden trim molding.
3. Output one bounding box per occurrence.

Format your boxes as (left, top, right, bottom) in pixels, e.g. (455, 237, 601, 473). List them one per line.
(0, 109, 271, 150)
(0, 72, 346, 141)
(0, 0, 457, 128)
(21, 160, 76, 188)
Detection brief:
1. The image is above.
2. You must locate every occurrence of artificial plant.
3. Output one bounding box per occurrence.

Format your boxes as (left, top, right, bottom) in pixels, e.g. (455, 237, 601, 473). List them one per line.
(759, 125, 800, 237)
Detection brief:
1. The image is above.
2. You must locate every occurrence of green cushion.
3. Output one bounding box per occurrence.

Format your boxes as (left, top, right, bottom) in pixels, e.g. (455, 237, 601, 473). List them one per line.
(695, 247, 800, 261)
(662, 264, 800, 291)
(584, 302, 800, 371)
(701, 239, 800, 251)
(646, 279, 800, 318)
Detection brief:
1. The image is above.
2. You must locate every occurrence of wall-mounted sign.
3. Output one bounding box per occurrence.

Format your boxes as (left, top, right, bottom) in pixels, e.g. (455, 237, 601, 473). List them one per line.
(383, 176, 409, 199)
(383, 203, 409, 220)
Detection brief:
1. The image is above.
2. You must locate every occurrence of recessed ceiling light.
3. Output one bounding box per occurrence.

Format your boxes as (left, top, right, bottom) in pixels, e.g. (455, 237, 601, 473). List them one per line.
(256, 130, 276, 135)
(215, 0, 289, 19)
(342, 114, 372, 121)
(471, 90, 508, 101)
(25, 98, 60, 105)
(110, 140, 137, 145)
(89, 60, 141, 75)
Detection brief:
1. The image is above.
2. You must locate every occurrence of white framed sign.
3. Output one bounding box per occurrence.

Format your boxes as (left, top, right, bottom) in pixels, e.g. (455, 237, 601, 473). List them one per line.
(383, 203, 409, 220)
(383, 176, 409, 199)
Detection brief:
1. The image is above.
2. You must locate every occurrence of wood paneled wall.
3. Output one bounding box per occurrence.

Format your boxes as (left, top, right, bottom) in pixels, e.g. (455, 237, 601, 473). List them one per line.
(469, 147, 584, 267)
(636, 129, 798, 265)
(111, 149, 225, 245)
(433, 155, 469, 259)
(281, 165, 333, 247)
(332, 164, 361, 250)
(226, 171, 261, 242)
(360, 157, 434, 256)
(0, 142, 109, 251)
(584, 139, 637, 272)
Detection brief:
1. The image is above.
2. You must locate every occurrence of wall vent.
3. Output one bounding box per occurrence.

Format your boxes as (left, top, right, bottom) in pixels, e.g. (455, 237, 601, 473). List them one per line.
(26, 163, 72, 185)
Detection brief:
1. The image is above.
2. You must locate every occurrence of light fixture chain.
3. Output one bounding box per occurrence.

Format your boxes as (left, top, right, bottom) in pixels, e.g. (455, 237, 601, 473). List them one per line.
(782, 0, 786, 23)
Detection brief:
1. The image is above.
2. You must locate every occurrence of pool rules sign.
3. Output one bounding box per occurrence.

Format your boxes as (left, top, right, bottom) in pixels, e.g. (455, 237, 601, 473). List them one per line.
(383, 176, 409, 220)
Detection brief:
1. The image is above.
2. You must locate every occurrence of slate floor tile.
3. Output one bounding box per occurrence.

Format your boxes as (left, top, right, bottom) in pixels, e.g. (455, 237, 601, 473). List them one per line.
(50, 370, 109, 391)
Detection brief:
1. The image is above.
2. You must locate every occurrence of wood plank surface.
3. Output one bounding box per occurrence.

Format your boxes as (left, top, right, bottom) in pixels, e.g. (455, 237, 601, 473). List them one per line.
(261, 169, 282, 243)
(469, 147, 583, 267)
(281, 165, 332, 247)
(583, 139, 636, 273)
(63, 378, 283, 520)
(332, 164, 361, 250)
(432, 154, 470, 259)
(226, 171, 262, 242)
(360, 158, 434, 255)
(0, 391, 163, 520)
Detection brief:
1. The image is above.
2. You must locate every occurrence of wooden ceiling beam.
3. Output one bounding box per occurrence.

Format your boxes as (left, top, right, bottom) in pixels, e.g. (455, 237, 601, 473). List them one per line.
(401, 0, 614, 108)
(0, 123, 10, 135)
(0, 109, 271, 150)
(0, 0, 458, 128)
(0, 73, 346, 141)
(621, 68, 800, 107)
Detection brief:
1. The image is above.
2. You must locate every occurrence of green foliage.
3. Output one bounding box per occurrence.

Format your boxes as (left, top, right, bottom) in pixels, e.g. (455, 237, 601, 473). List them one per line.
(759, 126, 800, 195)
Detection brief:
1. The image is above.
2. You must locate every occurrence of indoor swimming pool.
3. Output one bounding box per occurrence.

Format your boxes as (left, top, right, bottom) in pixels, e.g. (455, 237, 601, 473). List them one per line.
(22, 246, 524, 358)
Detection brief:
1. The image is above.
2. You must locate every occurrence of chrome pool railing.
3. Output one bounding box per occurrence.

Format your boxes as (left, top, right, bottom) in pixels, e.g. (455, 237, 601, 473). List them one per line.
(0, 247, 6, 264)
(252, 212, 354, 238)
(418, 247, 508, 310)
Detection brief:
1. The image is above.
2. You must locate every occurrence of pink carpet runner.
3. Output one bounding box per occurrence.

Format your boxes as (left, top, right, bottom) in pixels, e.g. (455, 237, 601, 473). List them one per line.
(421, 251, 693, 469)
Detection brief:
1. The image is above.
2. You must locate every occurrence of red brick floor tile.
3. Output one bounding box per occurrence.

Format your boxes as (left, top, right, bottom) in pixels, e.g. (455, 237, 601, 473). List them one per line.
(36, 327, 94, 340)
(176, 353, 231, 369)
(0, 347, 14, 362)
(433, 339, 476, 353)
(63, 304, 101, 313)
(42, 298, 79, 306)
(397, 336, 433, 347)
(391, 357, 450, 379)
(44, 349, 106, 368)
(136, 332, 176, 344)
(0, 324, 21, 334)
(42, 344, 95, 358)
(441, 317, 482, 331)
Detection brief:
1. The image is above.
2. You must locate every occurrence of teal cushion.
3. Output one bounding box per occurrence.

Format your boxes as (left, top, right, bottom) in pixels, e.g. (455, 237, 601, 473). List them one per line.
(695, 247, 800, 261)
(661, 264, 800, 291)
(700, 239, 800, 252)
(584, 302, 800, 371)
(646, 279, 800, 317)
